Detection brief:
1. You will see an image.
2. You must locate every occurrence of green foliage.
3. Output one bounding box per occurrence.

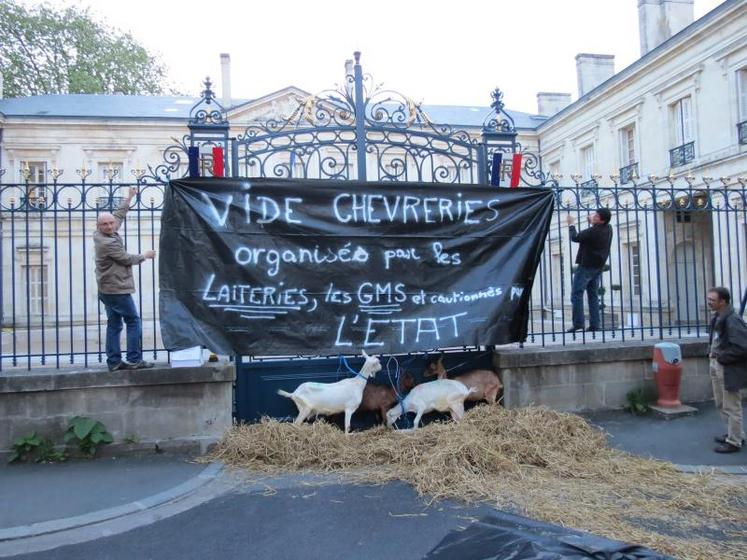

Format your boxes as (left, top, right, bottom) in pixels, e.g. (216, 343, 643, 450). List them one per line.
(0, 0, 171, 97)
(64, 416, 113, 457)
(9, 432, 43, 463)
(8, 432, 66, 463)
(35, 438, 67, 463)
(625, 388, 650, 416)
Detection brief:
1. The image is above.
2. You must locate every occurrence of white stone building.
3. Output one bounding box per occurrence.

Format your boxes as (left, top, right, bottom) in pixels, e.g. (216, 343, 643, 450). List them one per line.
(536, 0, 747, 329)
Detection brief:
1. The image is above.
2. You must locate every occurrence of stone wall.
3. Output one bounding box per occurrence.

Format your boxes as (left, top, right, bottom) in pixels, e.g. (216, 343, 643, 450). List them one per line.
(495, 339, 711, 411)
(0, 364, 234, 458)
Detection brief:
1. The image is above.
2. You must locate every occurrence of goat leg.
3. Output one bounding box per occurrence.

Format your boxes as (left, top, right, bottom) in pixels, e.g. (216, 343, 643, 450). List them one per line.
(295, 407, 312, 425)
(344, 408, 353, 434)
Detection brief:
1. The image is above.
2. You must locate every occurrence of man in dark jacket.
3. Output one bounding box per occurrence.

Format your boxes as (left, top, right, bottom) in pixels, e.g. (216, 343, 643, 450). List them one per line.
(94, 187, 156, 371)
(565, 209, 613, 333)
(707, 287, 747, 453)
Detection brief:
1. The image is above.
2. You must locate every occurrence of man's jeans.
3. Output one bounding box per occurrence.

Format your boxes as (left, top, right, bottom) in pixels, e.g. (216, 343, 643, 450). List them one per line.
(571, 266, 602, 329)
(98, 293, 142, 366)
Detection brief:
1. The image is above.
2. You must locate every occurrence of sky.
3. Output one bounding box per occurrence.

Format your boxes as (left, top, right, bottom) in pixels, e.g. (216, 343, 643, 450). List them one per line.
(21, 0, 725, 114)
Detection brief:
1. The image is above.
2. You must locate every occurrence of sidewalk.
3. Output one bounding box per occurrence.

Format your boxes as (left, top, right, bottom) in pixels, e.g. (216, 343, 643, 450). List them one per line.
(0, 455, 218, 540)
(1, 401, 744, 555)
(583, 400, 747, 474)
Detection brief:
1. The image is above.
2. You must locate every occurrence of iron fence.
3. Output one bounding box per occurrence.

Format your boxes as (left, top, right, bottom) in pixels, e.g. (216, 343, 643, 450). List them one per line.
(532, 179, 746, 346)
(2, 176, 745, 369)
(0, 179, 163, 369)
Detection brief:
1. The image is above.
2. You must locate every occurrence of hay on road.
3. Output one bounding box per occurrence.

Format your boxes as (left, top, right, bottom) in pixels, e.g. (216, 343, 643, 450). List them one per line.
(206, 405, 747, 560)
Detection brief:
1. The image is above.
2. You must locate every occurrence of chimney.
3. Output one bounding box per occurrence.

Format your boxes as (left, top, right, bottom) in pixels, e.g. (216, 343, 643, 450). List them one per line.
(344, 59, 354, 98)
(536, 92, 572, 116)
(575, 54, 615, 98)
(638, 0, 694, 57)
(220, 53, 231, 107)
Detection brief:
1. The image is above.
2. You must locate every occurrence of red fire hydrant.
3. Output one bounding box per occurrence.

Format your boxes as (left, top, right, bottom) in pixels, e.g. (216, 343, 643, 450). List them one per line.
(652, 342, 683, 407)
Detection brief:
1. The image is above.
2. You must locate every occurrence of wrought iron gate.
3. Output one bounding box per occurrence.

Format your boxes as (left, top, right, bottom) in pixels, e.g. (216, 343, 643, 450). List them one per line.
(181, 52, 528, 423)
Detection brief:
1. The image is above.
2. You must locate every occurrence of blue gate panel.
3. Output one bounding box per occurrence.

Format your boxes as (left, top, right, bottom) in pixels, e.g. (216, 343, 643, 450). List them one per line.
(235, 351, 495, 425)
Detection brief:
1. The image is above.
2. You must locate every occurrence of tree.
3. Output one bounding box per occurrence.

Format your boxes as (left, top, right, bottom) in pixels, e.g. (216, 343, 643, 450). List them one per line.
(0, 0, 171, 97)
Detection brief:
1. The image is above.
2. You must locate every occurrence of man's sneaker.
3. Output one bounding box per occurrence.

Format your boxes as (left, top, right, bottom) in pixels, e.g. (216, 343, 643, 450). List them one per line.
(714, 442, 742, 453)
(714, 434, 746, 445)
(127, 360, 155, 370)
(586, 326, 601, 332)
(566, 326, 584, 333)
(107, 362, 126, 372)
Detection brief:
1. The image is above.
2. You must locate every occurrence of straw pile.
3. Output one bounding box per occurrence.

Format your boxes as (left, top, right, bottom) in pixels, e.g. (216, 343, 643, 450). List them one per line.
(206, 406, 747, 560)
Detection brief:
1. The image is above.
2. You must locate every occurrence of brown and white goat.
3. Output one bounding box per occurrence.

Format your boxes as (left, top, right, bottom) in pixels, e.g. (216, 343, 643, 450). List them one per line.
(358, 372, 417, 425)
(424, 356, 502, 405)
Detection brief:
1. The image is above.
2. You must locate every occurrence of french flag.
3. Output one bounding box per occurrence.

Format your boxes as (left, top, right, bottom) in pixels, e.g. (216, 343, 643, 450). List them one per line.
(510, 153, 522, 188)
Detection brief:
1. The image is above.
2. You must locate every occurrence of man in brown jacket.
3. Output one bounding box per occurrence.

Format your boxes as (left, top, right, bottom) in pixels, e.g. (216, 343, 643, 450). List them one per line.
(94, 187, 155, 371)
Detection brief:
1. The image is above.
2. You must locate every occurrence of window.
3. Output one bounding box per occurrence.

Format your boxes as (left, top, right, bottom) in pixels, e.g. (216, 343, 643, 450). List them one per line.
(97, 162, 123, 182)
(630, 243, 640, 296)
(620, 126, 636, 166)
(618, 126, 638, 184)
(19, 161, 48, 207)
(289, 153, 305, 178)
(94, 162, 124, 208)
(24, 265, 48, 315)
(738, 69, 747, 145)
(669, 97, 695, 166)
(548, 161, 560, 180)
(579, 145, 596, 198)
(19, 161, 46, 183)
(671, 97, 693, 147)
(581, 145, 595, 180)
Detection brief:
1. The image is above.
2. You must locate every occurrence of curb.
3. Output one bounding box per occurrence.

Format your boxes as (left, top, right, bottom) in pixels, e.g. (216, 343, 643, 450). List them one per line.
(0, 462, 223, 542)
(674, 463, 747, 475)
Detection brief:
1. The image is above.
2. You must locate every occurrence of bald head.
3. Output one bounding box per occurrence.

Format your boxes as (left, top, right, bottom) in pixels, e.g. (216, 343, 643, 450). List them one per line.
(97, 213, 117, 235)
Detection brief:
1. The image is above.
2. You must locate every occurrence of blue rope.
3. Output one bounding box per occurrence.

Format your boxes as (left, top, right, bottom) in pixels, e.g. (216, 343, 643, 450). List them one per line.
(385, 356, 410, 428)
(339, 355, 367, 379)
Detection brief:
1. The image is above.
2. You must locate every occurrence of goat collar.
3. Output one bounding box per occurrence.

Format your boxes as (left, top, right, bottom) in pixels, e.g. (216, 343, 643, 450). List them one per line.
(340, 355, 372, 381)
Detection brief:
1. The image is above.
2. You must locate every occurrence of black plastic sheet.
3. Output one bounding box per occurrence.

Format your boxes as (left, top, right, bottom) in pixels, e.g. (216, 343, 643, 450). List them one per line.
(159, 178, 554, 355)
(424, 513, 674, 560)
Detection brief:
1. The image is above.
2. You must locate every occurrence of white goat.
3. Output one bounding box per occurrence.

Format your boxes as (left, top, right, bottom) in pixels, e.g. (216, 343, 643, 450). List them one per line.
(385, 379, 476, 429)
(277, 350, 382, 434)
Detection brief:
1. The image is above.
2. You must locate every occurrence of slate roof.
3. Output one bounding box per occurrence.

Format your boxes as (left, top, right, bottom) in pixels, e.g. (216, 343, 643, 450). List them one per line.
(0, 93, 546, 130)
(0, 94, 247, 120)
(420, 104, 546, 130)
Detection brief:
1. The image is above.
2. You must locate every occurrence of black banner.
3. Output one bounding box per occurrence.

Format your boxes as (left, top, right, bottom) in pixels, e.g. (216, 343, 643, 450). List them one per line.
(159, 178, 554, 355)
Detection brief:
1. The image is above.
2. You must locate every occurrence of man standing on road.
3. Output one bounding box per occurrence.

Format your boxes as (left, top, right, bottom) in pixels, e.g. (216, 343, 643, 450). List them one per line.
(707, 287, 747, 453)
(94, 187, 155, 371)
(565, 209, 613, 333)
